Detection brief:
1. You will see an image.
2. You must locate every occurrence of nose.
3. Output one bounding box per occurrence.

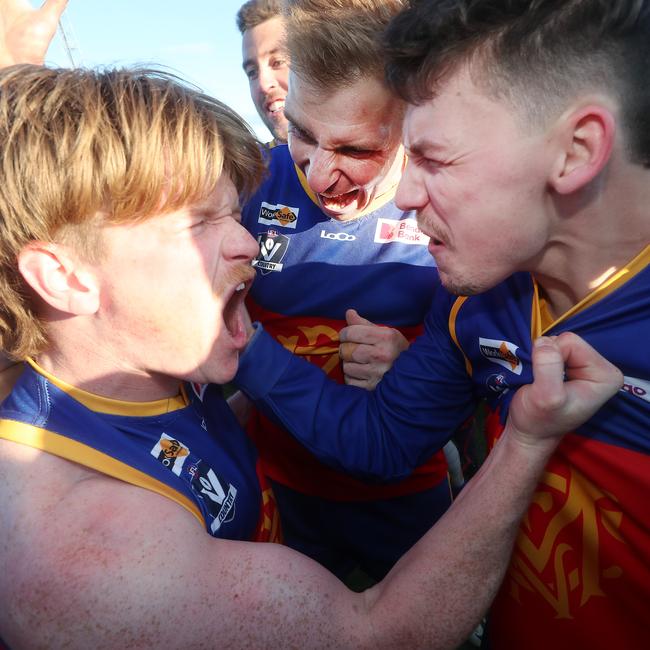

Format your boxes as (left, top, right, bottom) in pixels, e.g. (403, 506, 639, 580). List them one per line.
(305, 147, 338, 195)
(257, 64, 278, 95)
(228, 222, 260, 263)
(395, 159, 427, 212)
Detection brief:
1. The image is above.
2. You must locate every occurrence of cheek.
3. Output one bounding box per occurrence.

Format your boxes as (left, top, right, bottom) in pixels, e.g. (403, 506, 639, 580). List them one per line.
(350, 158, 388, 188)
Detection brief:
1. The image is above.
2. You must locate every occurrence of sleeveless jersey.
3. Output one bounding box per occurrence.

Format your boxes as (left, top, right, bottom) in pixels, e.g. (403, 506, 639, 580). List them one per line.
(241, 143, 448, 500)
(236, 245, 650, 647)
(0, 360, 281, 543)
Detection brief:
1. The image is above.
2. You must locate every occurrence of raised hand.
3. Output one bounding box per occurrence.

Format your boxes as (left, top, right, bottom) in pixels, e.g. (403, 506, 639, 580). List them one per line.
(339, 308, 409, 390)
(0, 0, 68, 67)
(506, 333, 623, 450)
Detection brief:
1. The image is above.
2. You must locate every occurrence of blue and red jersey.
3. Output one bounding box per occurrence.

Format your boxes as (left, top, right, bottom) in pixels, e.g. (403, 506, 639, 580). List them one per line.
(236, 245, 650, 647)
(241, 143, 448, 500)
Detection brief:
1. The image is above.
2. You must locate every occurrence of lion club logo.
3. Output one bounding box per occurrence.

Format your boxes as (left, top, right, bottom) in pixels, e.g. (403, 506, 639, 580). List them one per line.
(258, 201, 299, 228)
(506, 464, 624, 619)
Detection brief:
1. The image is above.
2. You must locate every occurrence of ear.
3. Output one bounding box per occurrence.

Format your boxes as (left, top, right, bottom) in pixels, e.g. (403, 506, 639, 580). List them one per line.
(550, 104, 616, 195)
(18, 242, 100, 316)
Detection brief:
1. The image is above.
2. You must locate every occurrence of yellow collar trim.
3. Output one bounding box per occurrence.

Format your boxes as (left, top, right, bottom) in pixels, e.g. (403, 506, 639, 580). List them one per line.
(533, 243, 650, 336)
(26, 358, 189, 416)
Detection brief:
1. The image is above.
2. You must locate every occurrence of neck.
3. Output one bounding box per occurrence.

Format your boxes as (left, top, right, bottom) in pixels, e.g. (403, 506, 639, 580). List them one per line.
(36, 334, 179, 403)
(533, 161, 650, 318)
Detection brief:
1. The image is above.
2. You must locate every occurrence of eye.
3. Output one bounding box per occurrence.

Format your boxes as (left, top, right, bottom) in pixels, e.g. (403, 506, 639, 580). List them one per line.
(245, 67, 258, 81)
(340, 147, 375, 158)
(288, 124, 315, 145)
(420, 156, 446, 171)
(270, 57, 287, 69)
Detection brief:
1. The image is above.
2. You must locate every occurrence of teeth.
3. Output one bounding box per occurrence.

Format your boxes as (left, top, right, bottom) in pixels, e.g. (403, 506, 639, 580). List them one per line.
(235, 283, 245, 292)
(267, 100, 284, 113)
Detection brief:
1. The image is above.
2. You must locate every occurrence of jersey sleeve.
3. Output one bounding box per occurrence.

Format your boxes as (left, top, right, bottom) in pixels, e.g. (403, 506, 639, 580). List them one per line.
(234, 287, 477, 482)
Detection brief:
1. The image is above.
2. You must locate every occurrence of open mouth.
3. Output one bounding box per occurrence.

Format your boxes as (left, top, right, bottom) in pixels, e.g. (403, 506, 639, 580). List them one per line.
(222, 274, 254, 342)
(318, 189, 360, 212)
(266, 98, 285, 117)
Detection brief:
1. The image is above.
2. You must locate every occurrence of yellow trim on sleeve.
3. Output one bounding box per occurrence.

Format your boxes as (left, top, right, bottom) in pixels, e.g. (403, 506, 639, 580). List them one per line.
(0, 419, 204, 527)
(448, 296, 472, 376)
(26, 358, 189, 416)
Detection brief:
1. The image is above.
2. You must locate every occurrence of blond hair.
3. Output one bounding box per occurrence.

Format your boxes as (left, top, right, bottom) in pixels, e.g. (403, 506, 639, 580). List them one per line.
(284, 0, 406, 89)
(0, 65, 266, 359)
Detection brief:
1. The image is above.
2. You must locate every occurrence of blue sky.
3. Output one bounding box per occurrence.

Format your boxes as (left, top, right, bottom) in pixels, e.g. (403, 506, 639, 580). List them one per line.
(44, 0, 271, 141)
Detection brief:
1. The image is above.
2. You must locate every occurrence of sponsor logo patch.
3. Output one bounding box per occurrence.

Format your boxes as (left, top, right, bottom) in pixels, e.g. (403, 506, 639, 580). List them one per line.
(373, 218, 428, 245)
(151, 433, 190, 476)
(621, 376, 650, 403)
(320, 230, 356, 242)
(479, 337, 523, 375)
(188, 461, 238, 534)
(252, 230, 290, 275)
(258, 201, 299, 228)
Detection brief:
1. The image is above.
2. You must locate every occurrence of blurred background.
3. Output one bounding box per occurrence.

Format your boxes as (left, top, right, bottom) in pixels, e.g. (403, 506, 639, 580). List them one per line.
(44, 0, 271, 141)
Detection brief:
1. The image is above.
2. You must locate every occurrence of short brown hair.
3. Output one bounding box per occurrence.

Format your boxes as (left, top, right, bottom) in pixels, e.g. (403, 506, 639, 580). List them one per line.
(285, 0, 406, 90)
(236, 0, 284, 34)
(0, 65, 266, 359)
(384, 0, 650, 166)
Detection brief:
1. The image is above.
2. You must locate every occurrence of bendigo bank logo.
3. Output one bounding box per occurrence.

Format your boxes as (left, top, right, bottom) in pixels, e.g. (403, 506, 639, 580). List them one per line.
(479, 337, 523, 375)
(258, 201, 299, 228)
(507, 464, 624, 619)
(373, 218, 428, 245)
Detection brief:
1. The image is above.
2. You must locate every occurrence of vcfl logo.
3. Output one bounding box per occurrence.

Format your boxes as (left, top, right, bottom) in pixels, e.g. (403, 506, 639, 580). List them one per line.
(320, 230, 356, 242)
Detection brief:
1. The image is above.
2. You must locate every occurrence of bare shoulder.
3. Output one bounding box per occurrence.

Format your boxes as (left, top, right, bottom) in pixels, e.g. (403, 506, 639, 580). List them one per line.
(0, 441, 356, 649)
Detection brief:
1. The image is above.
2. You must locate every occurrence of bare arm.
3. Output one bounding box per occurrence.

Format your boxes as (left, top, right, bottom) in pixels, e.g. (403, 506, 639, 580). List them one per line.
(2, 334, 622, 649)
(0, 0, 67, 67)
(339, 308, 409, 390)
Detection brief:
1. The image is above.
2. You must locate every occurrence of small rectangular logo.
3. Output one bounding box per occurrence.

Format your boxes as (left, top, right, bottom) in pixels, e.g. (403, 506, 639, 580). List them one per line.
(374, 218, 428, 245)
(151, 433, 190, 476)
(621, 376, 650, 403)
(479, 337, 523, 375)
(258, 201, 299, 228)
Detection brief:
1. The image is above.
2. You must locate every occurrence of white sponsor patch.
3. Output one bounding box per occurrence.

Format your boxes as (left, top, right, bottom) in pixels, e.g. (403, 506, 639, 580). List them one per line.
(479, 337, 523, 375)
(151, 433, 190, 476)
(258, 201, 299, 228)
(373, 218, 428, 245)
(621, 376, 650, 403)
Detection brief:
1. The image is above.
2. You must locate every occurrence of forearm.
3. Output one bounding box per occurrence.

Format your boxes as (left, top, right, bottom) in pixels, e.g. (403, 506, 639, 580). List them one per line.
(360, 427, 555, 649)
(236, 325, 473, 480)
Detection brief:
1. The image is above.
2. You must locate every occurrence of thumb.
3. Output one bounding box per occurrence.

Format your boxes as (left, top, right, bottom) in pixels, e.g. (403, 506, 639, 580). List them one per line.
(345, 308, 371, 326)
(39, 0, 69, 21)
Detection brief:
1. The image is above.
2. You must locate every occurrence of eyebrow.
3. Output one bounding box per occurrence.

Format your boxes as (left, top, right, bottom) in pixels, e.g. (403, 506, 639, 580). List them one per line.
(242, 47, 284, 71)
(285, 109, 387, 151)
(404, 138, 448, 157)
(283, 109, 315, 141)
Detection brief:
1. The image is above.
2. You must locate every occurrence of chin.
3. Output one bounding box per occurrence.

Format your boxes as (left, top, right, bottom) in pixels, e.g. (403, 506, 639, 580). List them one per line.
(439, 272, 485, 297)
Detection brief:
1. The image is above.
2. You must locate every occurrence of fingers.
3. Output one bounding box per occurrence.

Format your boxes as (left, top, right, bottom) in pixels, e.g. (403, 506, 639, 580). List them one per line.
(339, 341, 359, 363)
(508, 333, 623, 447)
(344, 308, 370, 327)
(555, 331, 623, 393)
